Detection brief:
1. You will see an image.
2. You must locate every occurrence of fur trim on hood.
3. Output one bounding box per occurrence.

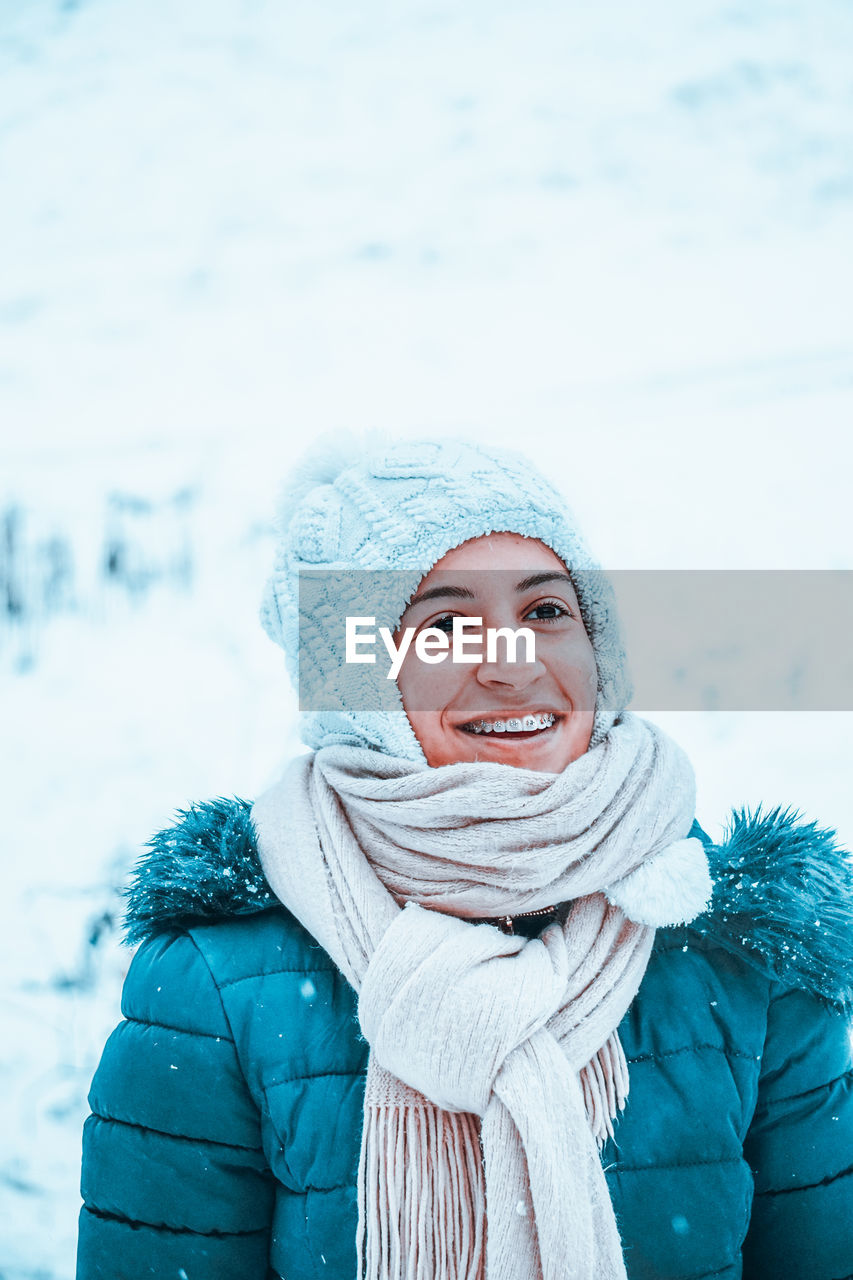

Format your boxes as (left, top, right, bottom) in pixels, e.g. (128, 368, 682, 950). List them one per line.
(124, 798, 853, 1014)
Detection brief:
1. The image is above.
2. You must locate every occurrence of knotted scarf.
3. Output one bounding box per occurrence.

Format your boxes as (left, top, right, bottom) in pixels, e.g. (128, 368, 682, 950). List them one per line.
(251, 712, 713, 1280)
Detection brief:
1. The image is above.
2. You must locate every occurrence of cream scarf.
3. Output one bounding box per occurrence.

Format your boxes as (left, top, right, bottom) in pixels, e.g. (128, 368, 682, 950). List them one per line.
(251, 713, 712, 1280)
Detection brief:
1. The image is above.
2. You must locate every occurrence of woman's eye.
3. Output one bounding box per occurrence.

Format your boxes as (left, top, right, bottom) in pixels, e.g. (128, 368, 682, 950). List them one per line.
(524, 600, 570, 623)
(430, 615, 458, 634)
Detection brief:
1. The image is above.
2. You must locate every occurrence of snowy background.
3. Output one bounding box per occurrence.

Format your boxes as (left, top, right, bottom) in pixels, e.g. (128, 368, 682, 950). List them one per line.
(2, 0, 853, 1274)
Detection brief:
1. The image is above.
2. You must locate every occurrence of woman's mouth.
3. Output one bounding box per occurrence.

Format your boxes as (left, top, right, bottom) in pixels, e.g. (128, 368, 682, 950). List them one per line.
(457, 712, 558, 738)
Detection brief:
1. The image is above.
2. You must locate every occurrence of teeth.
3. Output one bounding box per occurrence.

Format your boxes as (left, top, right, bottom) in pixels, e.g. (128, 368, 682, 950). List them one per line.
(467, 713, 556, 734)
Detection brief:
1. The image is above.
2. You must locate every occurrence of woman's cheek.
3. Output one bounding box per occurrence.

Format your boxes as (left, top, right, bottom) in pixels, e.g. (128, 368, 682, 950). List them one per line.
(396, 642, 469, 715)
(576, 660, 599, 709)
(540, 631, 599, 707)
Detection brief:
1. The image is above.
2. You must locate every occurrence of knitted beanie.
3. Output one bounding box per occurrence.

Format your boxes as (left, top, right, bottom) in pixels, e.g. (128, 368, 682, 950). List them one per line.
(260, 436, 632, 762)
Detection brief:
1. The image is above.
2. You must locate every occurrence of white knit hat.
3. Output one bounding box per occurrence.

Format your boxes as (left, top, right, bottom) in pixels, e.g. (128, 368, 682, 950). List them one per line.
(261, 436, 632, 761)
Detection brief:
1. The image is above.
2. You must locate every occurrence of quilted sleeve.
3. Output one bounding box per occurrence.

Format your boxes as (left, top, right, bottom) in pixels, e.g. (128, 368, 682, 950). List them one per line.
(742, 983, 853, 1280)
(76, 931, 275, 1279)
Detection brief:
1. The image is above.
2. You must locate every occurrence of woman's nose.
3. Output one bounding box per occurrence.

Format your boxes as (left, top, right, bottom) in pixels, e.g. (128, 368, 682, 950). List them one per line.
(473, 634, 546, 690)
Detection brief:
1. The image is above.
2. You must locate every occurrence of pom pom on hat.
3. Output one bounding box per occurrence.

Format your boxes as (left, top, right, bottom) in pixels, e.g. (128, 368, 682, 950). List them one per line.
(261, 435, 632, 762)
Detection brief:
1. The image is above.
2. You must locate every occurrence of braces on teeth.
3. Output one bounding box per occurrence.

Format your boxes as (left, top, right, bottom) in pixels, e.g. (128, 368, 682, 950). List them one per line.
(468, 713, 556, 734)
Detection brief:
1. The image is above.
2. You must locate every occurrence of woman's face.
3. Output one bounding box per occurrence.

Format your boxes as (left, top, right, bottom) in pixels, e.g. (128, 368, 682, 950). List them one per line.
(394, 533, 598, 770)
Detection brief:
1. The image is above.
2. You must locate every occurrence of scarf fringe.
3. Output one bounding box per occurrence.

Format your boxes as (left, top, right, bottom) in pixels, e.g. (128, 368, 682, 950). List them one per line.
(357, 1102, 487, 1280)
(579, 1030, 630, 1148)
(357, 1032, 628, 1279)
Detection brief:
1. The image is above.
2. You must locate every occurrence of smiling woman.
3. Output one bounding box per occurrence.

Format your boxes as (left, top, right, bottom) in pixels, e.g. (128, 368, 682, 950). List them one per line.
(77, 438, 853, 1280)
(394, 533, 598, 769)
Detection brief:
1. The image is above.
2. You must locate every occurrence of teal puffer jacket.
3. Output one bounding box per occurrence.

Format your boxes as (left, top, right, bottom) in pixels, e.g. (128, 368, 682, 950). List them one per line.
(77, 803, 853, 1280)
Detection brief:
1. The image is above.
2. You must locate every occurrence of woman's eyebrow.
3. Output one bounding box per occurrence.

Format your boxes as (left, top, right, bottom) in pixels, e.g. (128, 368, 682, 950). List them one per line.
(515, 571, 575, 592)
(405, 572, 574, 612)
(406, 584, 477, 609)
